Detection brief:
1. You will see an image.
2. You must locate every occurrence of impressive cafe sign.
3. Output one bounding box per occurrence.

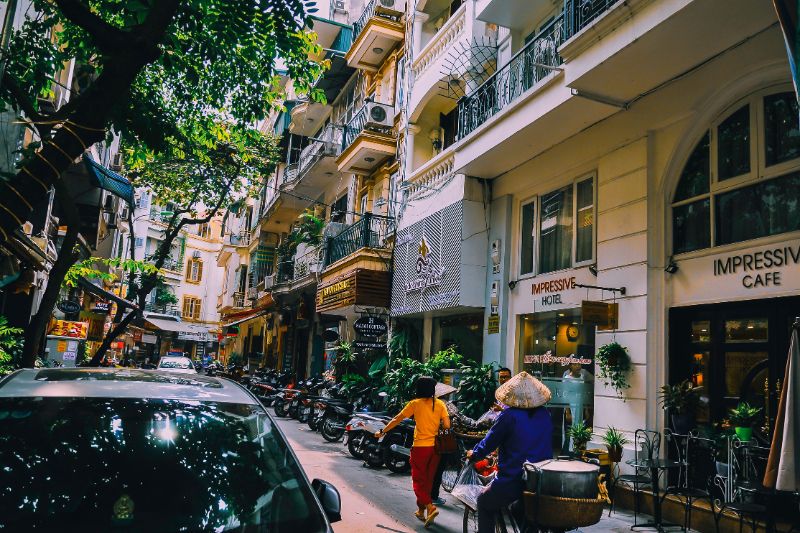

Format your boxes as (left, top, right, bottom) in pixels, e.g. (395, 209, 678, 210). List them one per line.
(672, 238, 800, 306)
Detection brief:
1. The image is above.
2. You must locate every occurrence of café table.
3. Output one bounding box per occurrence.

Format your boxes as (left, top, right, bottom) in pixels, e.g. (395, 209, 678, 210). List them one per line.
(626, 458, 683, 532)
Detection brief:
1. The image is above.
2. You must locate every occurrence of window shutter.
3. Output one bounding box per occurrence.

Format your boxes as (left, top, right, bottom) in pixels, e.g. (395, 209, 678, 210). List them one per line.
(197, 260, 203, 282)
(193, 298, 201, 320)
(182, 297, 191, 318)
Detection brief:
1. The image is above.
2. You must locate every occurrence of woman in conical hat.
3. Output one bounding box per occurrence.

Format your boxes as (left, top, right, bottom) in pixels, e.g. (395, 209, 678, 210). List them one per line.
(466, 371, 553, 533)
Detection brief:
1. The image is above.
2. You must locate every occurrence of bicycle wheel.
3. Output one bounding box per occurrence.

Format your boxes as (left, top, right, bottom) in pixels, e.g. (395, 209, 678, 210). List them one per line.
(441, 453, 462, 493)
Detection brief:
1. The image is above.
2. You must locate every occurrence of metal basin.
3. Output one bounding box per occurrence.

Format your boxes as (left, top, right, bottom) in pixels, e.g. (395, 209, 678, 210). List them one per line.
(524, 459, 599, 499)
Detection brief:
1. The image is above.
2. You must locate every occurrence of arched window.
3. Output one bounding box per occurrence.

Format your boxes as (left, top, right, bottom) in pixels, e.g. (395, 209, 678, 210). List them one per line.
(672, 90, 800, 254)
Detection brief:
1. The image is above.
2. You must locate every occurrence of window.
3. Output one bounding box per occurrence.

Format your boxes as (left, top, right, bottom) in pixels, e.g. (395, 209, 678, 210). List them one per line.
(197, 223, 211, 239)
(330, 195, 347, 223)
(134, 237, 143, 248)
(520, 176, 595, 275)
(182, 296, 201, 320)
(186, 258, 203, 283)
(672, 90, 800, 254)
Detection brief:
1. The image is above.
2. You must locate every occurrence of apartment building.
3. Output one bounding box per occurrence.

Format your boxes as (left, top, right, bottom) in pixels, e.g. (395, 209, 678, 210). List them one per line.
(114, 190, 224, 362)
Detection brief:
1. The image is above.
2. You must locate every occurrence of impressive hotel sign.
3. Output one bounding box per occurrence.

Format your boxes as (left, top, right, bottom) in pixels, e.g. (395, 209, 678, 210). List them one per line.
(673, 238, 800, 306)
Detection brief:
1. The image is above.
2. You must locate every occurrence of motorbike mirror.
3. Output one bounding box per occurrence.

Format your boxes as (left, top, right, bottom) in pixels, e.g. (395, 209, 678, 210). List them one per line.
(378, 391, 388, 397)
(311, 479, 341, 523)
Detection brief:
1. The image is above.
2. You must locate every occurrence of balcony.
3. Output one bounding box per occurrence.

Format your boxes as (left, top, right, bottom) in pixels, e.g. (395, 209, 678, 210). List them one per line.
(226, 230, 250, 247)
(276, 244, 325, 288)
(456, 15, 565, 141)
(346, 0, 404, 71)
(405, 149, 455, 200)
(160, 257, 184, 273)
(336, 102, 396, 175)
(144, 302, 181, 318)
(284, 124, 344, 196)
(324, 214, 393, 267)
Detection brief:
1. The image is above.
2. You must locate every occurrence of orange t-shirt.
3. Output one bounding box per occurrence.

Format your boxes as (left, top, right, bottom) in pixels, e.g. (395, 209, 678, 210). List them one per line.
(398, 398, 449, 447)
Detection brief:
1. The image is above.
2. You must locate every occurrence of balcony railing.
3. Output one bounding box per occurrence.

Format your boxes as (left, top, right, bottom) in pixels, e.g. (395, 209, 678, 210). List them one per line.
(158, 257, 183, 273)
(564, 0, 617, 38)
(296, 124, 344, 178)
(352, 0, 402, 43)
(144, 302, 181, 317)
(412, 3, 466, 78)
(233, 291, 246, 308)
(456, 15, 565, 140)
(324, 213, 393, 266)
(406, 150, 454, 199)
(227, 230, 250, 247)
(342, 102, 394, 149)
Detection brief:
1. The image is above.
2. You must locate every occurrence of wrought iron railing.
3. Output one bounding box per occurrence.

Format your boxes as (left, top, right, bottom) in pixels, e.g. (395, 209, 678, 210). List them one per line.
(456, 15, 565, 140)
(296, 124, 344, 179)
(294, 245, 324, 280)
(324, 213, 393, 266)
(342, 102, 394, 150)
(352, 0, 402, 43)
(144, 302, 180, 317)
(160, 257, 183, 272)
(564, 0, 618, 38)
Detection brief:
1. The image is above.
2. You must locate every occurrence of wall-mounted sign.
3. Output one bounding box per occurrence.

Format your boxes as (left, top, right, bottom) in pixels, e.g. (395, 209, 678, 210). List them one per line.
(353, 340, 386, 350)
(177, 331, 210, 342)
(581, 300, 619, 331)
(48, 320, 88, 339)
(353, 316, 388, 338)
(142, 333, 157, 344)
(712, 244, 800, 288)
(57, 300, 81, 314)
(132, 331, 143, 342)
(404, 236, 444, 291)
(532, 276, 577, 306)
(487, 314, 500, 334)
(317, 269, 390, 312)
(524, 351, 593, 366)
(92, 301, 111, 313)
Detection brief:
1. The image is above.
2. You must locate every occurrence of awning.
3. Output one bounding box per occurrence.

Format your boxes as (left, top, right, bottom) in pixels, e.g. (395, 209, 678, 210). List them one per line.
(83, 153, 135, 205)
(144, 317, 214, 342)
(222, 310, 269, 328)
(76, 276, 138, 310)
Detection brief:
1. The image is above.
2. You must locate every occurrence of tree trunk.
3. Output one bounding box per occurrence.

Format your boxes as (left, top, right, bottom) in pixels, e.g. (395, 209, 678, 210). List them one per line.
(22, 226, 79, 367)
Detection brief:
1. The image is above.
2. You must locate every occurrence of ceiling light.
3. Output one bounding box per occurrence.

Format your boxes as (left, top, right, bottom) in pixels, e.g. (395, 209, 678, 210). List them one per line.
(558, 313, 565, 317)
(372, 47, 384, 54)
(325, 171, 334, 175)
(364, 156, 375, 162)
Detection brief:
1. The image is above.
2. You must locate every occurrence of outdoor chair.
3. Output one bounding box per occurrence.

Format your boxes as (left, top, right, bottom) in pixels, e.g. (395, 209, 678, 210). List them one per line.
(717, 440, 771, 533)
(663, 430, 716, 531)
(610, 429, 660, 525)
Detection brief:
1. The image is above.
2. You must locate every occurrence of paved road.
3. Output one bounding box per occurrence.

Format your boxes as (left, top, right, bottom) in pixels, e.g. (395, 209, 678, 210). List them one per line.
(276, 417, 466, 533)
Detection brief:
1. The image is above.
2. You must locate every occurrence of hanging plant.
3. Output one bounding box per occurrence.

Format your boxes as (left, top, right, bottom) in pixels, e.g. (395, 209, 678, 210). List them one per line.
(595, 342, 632, 397)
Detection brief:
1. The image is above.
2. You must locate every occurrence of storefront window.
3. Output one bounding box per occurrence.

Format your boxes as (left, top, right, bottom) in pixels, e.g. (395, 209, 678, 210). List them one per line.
(724, 351, 768, 396)
(435, 313, 483, 363)
(672, 90, 800, 254)
(519, 309, 594, 453)
(691, 320, 711, 343)
(724, 318, 768, 342)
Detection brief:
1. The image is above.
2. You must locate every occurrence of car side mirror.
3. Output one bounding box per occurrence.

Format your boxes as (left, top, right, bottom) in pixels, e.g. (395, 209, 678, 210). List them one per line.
(311, 478, 341, 523)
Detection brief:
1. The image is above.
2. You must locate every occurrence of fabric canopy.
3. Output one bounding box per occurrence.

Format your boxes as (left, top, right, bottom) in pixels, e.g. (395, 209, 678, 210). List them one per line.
(222, 310, 269, 328)
(83, 153, 135, 205)
(144, 317, 212, 335)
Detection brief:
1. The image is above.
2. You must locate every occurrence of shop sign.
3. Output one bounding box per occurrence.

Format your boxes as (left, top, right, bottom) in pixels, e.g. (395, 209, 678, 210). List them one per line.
(57, 300, 81, 314)
(581, 300, 619, 331)
(532, 276, 576, 306)
(524, 352, 593, 366)
(317, 277, 354, 310)
(48, 320, 88, 339)
(404, 236, 444, 292)
(353, 316, 388, 338)
(168, 349, 184, 356)
(93, 301, 111, 313)
(487, 314, 500, 334)
(177, 331, 210, 342)
(353, 340, 386, 350)
(712, 244, 800, 288)
(142, 333, 157, 344)
(62, 352, 77, 361)
(133, 331, 143, 342)
(426, 291, 458, 307)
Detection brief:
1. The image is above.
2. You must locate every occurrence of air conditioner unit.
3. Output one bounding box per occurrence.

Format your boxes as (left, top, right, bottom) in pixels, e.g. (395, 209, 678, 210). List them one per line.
(192, 250, 201, 259)
(119, 206, 130, 220)
(364, 101, 393, 129)
(376, 0, 403, 14)
(247, 286, 258, 299)
(333, 0, 345, 10)
(262, 274, 275, 289)
(111, 152, 123, 170)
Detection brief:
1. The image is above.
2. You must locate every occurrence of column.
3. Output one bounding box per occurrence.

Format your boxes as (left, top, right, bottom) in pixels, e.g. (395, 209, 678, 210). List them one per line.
(412, 11, 430, 57)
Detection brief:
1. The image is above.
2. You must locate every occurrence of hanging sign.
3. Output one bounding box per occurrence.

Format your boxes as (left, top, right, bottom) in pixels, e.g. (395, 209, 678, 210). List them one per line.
(353, 316, 388, 338)
(581, 300, 619, 330)
(48, 320, 88, 339)
(92, 301, 111, 313)
(353, 340, 386, 350)
(57, 300, 81, 314)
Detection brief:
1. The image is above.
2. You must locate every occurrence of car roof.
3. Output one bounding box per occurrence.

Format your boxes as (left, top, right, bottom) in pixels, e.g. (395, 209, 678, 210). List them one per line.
(159, 356, 191, 360)
(0, 368, 257, 404)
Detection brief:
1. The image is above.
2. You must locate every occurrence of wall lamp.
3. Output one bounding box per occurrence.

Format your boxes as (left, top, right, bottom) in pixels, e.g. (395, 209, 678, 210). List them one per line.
(664, 257, 679, 274)
(508, 280, 517, 290)
(588, 264, 598, 276)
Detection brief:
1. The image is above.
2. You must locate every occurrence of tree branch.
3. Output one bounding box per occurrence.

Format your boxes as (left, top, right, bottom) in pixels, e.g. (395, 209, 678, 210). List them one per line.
(1, 75, 44, 123)
(52, 0, 130, 54)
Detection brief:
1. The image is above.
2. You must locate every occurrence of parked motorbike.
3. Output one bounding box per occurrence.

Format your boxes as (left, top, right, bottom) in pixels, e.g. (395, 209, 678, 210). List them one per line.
(344, 413, 390, 459)
(318, 387, 383, 442)
(368, 418, 414, 473)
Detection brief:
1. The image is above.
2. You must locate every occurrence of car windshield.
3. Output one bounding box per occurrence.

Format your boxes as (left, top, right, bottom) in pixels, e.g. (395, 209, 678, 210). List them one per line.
(159, 359, 192, 369)
(0, 398, 329, 532)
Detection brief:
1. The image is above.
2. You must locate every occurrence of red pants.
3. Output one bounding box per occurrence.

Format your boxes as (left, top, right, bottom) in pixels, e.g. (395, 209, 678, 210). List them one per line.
(410, 446, 440, 508)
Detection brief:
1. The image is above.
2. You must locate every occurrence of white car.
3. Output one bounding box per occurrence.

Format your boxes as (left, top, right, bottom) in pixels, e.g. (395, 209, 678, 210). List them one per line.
(156, 356, 197, 374)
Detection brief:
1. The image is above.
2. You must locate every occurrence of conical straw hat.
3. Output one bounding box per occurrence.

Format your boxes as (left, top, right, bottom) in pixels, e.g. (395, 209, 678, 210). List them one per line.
(495, 371, 551, 409)
(435, 381, 457, 398)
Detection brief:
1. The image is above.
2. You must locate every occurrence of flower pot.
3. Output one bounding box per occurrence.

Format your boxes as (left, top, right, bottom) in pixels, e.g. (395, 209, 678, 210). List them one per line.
(606, 445, 623, 463)
(670, 413, 695, 434)
(735, 426, 753, 442)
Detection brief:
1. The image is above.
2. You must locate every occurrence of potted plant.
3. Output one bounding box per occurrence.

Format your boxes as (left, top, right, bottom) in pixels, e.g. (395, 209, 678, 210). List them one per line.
(569, 420, 593, 454)
(595, 342, 632, 397)
(602, 426, 629, 462)
(728, 402, 762, 442)
(659, 380, 700, 434)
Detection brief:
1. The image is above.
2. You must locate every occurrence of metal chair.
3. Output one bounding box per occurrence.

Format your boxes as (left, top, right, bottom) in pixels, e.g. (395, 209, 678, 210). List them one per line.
(717, 440, 771, 533)
(610, 429, 660, 525)
(663, 430, 716, 531)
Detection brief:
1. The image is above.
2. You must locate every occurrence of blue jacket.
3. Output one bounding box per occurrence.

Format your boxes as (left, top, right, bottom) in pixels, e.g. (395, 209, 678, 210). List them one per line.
(472, 407, 553, 485)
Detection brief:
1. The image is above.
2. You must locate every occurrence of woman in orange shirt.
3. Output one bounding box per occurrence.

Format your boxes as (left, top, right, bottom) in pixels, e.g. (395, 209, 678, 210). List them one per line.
(376, 376, 450, 527)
